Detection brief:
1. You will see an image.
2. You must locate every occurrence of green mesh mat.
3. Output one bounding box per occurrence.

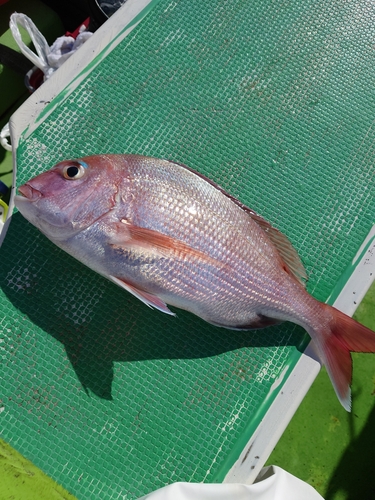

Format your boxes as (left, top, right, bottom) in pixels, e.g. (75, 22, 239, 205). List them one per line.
(1, 0, 375, 498)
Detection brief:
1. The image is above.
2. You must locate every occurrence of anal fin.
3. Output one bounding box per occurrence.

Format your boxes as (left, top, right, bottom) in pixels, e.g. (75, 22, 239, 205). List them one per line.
(109, 275, 175, 316)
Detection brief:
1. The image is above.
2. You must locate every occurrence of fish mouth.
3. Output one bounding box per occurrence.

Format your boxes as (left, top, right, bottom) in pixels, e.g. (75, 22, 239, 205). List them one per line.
(18, 183, 42, 201)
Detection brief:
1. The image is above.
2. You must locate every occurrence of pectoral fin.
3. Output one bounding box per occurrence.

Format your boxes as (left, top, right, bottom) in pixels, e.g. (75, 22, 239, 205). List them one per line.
(109, 220, 220, 266)
(109, 275, 175, 316)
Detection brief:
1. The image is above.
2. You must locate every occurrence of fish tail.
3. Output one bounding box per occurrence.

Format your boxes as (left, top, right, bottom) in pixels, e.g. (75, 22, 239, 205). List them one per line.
(313, 303, 375, 412)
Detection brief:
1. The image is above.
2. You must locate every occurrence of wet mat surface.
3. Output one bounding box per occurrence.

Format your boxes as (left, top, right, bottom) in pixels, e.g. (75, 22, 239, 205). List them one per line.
(1, 0, 375, 498)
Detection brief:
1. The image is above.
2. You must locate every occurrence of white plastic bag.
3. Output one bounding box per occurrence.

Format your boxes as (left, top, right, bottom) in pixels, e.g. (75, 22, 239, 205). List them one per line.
(9, 13, 92, 81)
(47, 31, 92, 70)
(137, 466, 324, 500)
(0, 123, 11, 152)
(9, 13, 52, 78)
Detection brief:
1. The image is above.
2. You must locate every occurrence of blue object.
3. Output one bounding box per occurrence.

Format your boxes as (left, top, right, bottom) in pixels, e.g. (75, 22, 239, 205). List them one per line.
(0, 180, 9, 197)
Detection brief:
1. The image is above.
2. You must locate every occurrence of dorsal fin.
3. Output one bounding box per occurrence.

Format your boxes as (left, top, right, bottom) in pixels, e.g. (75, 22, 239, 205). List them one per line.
(168, 158, 308, 287)
(247, 211, 308, 287)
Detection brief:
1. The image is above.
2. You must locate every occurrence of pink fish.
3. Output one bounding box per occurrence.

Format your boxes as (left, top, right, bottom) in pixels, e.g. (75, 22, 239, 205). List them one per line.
(14, 154, 375, 410)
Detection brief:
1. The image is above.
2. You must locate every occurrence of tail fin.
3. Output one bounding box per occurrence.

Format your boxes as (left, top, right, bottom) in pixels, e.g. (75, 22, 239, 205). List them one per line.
(316, 304, 375, 411)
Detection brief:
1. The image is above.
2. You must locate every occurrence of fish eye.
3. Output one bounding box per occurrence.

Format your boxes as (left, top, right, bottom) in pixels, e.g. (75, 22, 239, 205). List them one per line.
(62, 163, 86, 180)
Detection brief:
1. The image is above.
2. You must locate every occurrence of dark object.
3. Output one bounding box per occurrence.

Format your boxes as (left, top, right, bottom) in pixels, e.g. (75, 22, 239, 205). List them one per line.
(0, 43, 33, 74)
(41, 0, 89, 32)
(97, 0, 127, 17)
(0, 179, 9, 197)
(87, 0, 108, 31)
(87, 0, 127, 31)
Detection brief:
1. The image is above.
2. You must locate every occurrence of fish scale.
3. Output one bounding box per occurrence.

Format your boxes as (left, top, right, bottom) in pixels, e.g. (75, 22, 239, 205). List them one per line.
(133, 171, 271, 271)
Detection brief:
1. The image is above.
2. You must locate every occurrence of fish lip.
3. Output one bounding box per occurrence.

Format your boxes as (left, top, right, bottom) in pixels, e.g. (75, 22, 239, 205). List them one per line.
(18, 184, 42, 201)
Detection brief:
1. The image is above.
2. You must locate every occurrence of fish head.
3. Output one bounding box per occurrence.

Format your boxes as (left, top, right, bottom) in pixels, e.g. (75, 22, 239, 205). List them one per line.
(14, 155, 122, 239)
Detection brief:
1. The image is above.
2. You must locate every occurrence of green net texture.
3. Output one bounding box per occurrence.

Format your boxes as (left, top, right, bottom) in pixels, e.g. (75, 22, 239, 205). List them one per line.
(1, 0, 375, 498)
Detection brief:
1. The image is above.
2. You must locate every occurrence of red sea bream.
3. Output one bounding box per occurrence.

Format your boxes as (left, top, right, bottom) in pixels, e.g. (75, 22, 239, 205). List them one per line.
(14, 154, 375, 411)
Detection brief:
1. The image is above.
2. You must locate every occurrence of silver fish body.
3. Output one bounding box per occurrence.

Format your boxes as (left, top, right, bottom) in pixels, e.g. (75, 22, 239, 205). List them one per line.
(14, 154, 375, 410)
